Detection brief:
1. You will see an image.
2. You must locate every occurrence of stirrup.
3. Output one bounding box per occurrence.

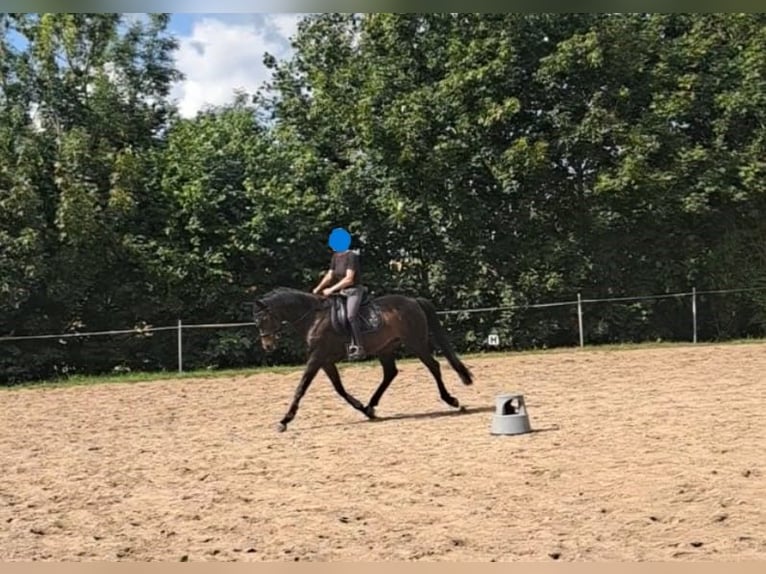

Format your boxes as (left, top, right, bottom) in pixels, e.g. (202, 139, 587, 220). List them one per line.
(347, 343, 366, 360)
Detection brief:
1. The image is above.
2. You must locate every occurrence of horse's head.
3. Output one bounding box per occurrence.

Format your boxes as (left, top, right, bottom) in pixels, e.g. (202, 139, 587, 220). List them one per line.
(253, 299, 280, 352)
(251, 287, 322, 352)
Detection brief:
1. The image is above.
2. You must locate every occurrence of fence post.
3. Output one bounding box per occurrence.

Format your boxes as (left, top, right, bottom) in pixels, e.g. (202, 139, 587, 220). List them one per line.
(177, 319, 183, 373)
(577, 292, 584, 348)
(692, 287, 697, 344)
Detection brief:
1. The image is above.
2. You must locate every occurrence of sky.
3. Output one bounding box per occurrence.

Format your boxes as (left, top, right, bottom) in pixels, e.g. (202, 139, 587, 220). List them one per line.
(5, 13, 307, 119)
(167, 13, 307, 118)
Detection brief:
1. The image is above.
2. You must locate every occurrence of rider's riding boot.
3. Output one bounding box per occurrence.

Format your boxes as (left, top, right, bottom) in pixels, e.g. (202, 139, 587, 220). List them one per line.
(348, 317, 366, 360)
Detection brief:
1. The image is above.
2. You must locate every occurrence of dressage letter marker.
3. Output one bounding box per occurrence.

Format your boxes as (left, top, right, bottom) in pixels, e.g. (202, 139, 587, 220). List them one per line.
(490, 393, 532, 435)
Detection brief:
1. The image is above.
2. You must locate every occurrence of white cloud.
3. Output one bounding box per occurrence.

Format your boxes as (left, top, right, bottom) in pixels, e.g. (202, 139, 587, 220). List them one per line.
(170, 14, 305, 119)
(271, 13, 302, 43)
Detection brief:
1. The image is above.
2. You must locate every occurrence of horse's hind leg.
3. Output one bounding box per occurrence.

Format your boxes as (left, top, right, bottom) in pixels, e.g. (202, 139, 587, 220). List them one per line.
(364, 352, 400, 419)
(418, 350, 460, 409)
(403, 336, 460, 409)
(322, 363, 367, 416)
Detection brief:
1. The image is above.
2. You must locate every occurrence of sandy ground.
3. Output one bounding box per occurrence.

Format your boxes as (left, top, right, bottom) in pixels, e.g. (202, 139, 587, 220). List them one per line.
(1, 342, 765, 562)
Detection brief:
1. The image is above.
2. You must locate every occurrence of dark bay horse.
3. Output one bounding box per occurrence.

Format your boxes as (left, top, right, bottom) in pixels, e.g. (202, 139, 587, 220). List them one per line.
(251, 287, 474, 432)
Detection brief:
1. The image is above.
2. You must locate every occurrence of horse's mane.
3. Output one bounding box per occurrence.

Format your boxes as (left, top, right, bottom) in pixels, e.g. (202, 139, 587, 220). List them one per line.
(268, 286, 305, 295)
(259, 286, 324, 310)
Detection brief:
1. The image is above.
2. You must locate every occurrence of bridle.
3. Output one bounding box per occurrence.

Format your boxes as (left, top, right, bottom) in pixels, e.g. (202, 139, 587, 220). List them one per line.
(253, 305, 319, 339)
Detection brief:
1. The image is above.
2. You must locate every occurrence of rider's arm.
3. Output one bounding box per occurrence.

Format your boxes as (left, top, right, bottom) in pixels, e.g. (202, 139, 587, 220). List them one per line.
(325, 251, 359, 293)
(325, 268, 356, 294)
(312, 269, 334, 293)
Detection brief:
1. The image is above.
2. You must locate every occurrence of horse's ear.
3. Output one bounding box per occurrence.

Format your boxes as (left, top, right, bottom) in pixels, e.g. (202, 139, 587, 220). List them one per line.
(254, 299, 266, 310)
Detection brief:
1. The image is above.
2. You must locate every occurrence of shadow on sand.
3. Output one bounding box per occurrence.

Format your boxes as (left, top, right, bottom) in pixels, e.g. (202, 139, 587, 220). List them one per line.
(296, 405, 560, 434)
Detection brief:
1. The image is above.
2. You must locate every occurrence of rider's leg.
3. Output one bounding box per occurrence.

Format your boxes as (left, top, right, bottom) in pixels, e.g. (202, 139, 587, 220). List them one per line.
(346, 288, 365, 360)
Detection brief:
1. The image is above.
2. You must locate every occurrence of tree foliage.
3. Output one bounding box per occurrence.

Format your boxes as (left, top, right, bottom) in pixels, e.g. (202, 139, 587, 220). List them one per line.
(2, 13, 766, 384)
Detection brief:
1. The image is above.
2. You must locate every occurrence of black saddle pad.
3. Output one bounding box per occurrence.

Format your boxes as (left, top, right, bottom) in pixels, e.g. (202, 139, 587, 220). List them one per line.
(329, 291, 382, 334)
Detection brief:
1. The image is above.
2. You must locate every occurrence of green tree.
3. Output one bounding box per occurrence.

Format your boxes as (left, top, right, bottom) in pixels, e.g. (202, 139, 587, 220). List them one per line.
(1, 13, 182, 382)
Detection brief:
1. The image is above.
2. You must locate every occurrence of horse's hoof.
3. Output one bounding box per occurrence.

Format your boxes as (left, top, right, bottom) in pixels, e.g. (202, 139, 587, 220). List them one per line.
(364, 406, 377, 420)
(459, 405, 467, 413)
(276, 422, 287, 433)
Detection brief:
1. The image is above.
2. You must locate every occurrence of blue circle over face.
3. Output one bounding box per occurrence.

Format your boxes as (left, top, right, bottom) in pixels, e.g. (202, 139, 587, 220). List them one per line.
(328, 227, 351, 252)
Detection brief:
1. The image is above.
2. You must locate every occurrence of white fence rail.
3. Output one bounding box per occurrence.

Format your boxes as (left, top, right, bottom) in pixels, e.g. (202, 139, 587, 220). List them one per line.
(1, 285, 765, 373)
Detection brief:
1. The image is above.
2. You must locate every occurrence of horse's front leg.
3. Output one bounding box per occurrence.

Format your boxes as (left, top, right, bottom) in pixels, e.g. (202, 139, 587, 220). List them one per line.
(276, 359, 321, 432)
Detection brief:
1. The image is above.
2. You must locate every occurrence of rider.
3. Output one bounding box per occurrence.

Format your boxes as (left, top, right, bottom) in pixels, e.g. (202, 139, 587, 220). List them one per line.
(312, 228, 366, 360)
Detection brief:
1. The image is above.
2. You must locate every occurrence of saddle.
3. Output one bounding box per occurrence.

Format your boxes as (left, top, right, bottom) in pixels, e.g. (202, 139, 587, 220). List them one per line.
(328, 287, 383, 337)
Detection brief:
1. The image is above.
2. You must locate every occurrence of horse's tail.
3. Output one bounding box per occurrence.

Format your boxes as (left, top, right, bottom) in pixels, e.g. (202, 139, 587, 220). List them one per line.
(416, 297, 473, 386)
